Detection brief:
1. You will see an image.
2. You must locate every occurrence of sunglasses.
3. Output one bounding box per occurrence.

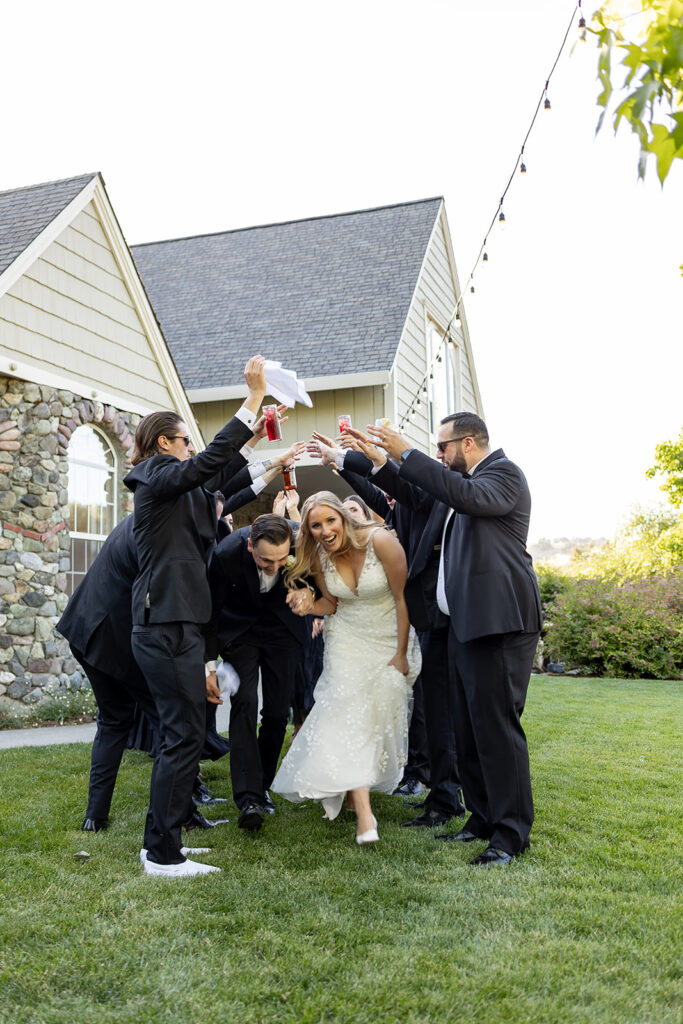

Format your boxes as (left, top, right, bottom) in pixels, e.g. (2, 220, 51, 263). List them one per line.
(436, 435, 470, 453)
(166, 435, 192, 447)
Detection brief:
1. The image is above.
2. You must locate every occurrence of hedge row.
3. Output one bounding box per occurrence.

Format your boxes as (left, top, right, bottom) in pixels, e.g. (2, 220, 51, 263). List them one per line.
(538, 567, 683, 680)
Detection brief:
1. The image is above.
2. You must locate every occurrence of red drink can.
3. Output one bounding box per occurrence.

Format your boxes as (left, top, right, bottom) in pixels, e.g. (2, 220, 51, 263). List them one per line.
(283, 466, 297, 491)
(263, 405, 282, 441)
(338, 414, 352, 433)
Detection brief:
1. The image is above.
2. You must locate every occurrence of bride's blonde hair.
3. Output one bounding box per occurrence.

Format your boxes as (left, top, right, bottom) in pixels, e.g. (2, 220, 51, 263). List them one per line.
(285, 490, 381, 590)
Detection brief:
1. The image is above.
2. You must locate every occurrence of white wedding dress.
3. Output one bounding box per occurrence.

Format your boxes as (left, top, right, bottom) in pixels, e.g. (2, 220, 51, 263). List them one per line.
(272, 530, 421, 820)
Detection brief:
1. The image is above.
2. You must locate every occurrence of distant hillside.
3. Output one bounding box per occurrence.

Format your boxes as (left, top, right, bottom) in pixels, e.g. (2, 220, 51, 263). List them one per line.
(529, 537, 608, 566)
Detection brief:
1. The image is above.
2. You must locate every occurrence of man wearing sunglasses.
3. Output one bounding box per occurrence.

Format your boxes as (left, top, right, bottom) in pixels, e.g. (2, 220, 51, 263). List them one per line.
(367, 413, 542, 867)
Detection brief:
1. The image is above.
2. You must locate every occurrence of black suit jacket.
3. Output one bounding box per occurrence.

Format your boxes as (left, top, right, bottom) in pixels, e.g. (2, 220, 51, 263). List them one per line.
(56, 516, 138, 679)
(399, 448, 542, 642)
(340, 451, 450, 632)
(208, 525, 307, 656)
(123, 415, 253, 625)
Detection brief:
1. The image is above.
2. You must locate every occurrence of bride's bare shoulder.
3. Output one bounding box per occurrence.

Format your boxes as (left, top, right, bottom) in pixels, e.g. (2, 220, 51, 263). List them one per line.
(368, 525, 398, 554)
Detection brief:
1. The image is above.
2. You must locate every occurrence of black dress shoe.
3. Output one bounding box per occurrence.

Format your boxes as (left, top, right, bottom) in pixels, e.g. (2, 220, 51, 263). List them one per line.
(193, 791, 229, 806)
(401, 809, 450, 828)
(263, 791, 276, 815)
(184, 809, 230, 830)
(403, 797, 428, 809)
(470, 845, 514, 867)
(393, 778, 427, 798)
(238, 802, 265, 832)
(434, 828, 483, 842)
(81, 817, 108, 832)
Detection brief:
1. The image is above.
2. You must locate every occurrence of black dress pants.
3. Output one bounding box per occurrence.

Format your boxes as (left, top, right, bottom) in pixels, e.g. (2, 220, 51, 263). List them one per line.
(132, 621, 206, 865)
(224, 627, 301, 809)
(71, 647, 159, 821)
(449, 629, 539, 855)
(418, 627, 463, 815)
(402, 668, 430, 786)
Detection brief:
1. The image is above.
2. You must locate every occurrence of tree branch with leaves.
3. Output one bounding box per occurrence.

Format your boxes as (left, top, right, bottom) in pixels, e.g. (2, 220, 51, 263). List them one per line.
(590, 0, 683, 184)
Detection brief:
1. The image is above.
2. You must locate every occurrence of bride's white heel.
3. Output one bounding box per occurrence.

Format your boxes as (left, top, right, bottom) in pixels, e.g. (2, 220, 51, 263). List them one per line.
(356, 816, 379, 845)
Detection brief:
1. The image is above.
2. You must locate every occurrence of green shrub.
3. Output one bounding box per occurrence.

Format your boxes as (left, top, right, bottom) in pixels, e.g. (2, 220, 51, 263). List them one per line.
(535, 564, 572, 608)
(0, 688, 97, 730)
(544, 569, 683, 679)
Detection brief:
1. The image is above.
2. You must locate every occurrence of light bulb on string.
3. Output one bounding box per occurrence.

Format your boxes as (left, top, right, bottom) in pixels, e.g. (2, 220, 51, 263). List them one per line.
(544, 95, 551, 110)
(520, 161, 527, 173)
(470, 285, 475, 293)
(483, 252, 488, 262)
(498, 210, 506, 223)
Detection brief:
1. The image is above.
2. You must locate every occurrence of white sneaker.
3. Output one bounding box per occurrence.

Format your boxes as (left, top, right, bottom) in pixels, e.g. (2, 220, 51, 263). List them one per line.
(143, 857, 220, 877)
(140, 847, 211, 864)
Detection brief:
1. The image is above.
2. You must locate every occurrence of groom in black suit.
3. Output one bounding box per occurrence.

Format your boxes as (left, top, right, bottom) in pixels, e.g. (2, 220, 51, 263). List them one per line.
(370, 412, 542, 866)
(208, 514, 307, 831)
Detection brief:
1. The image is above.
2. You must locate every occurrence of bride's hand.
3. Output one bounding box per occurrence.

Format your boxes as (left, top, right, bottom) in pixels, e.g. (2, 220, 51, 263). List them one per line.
(388, 652, 410, 676)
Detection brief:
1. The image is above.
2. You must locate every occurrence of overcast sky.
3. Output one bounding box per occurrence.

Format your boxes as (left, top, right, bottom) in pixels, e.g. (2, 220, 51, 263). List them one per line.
(3, 0, 681, 542)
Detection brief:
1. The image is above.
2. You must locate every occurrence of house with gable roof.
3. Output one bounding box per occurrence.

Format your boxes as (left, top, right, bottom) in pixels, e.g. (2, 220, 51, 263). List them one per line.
(131, 197, 483, 517)
(0, 173, 201, 714)
(0, 174, 483, 714)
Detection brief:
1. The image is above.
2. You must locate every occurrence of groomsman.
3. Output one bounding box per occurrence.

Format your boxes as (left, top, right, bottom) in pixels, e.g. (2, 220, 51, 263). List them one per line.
(368, 413, 542, 866)
(56, 514, 230, 833)
(56, 516, 158, 831)
(208, 514, 307, 831)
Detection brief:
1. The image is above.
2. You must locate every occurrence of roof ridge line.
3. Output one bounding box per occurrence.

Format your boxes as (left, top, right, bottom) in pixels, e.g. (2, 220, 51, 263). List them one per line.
(131, 196, 444, 248)
(0, 172, 98, 199)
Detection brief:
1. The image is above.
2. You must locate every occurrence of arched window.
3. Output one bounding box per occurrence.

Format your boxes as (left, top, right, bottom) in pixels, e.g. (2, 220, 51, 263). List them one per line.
(66, 425, 117, 594)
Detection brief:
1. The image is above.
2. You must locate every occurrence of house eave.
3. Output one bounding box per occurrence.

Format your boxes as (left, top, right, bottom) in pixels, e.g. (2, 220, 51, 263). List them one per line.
(187, 370, 391, 404)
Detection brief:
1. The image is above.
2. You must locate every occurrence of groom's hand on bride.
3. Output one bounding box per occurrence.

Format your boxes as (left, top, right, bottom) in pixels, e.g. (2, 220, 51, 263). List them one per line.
(287, 589, 314, 616)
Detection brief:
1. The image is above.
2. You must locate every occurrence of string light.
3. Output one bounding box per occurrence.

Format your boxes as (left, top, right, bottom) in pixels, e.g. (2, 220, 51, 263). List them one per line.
(398, 1, 583, 430)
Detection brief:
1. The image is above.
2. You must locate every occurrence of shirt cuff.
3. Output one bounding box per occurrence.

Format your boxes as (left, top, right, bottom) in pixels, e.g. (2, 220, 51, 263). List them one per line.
(251, 477, 267, 496)
(239, 443, 255, 462)
(235, 406, 257, 429)
(370, 464, 382, 476)
(333, 450, 345, 470)
(205, 661, 217, 676)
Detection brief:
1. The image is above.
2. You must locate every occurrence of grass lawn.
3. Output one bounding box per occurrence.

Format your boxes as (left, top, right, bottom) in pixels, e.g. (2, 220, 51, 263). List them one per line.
(0, 676, 680, 1024)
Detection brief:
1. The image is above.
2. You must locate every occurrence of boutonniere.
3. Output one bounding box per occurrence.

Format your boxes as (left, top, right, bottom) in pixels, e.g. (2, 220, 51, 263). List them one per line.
(285, 555, 296, 569)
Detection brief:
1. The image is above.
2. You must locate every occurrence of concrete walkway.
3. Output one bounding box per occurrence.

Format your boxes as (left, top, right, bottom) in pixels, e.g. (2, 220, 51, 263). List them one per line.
(0, 722, 97, 749)
(0, 701, 231, 750)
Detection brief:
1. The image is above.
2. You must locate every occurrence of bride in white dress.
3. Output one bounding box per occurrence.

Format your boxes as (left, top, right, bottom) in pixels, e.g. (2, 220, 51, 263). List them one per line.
(272, 491, 421, 845)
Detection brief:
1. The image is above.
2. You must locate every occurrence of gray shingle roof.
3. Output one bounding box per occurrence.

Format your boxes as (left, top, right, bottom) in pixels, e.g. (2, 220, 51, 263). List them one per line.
(0, 173, 97, 278)
(132, 198, 442, 389)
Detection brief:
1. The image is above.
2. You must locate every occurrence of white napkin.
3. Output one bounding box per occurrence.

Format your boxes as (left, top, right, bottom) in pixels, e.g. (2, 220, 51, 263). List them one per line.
(264, 360, 313, 408)
(216, 661, 240, 697)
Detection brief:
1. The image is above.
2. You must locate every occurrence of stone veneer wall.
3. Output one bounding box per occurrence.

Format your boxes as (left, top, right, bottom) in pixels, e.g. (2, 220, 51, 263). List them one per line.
(0, 376, 140, 716)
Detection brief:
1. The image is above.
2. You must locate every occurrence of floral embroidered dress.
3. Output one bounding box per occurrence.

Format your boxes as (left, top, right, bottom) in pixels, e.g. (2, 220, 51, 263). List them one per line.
(272, 529, 421, 820)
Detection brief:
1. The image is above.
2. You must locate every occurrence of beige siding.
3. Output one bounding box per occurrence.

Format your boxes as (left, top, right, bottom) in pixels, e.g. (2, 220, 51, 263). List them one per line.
(0, 201, 177, 411)
(194, 385, 387, 444)
(391, 206, 482, 450)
